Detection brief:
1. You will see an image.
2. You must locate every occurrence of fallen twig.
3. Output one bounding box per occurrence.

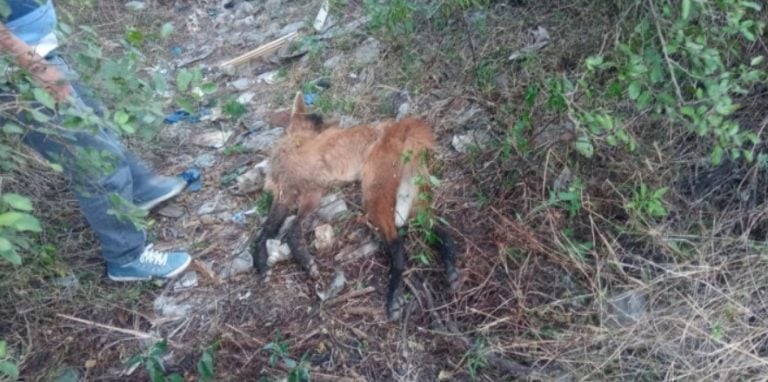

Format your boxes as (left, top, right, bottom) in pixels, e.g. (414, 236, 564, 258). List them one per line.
(219, 32, 299, 70)
(56, 313, 162, 341)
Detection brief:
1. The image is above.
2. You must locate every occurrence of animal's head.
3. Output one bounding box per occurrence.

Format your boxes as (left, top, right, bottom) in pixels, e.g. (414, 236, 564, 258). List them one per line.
(287, 91, 327, 138)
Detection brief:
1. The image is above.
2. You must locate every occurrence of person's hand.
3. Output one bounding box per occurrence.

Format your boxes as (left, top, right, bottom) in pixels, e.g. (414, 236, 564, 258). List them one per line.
(29, 62, 71, 103)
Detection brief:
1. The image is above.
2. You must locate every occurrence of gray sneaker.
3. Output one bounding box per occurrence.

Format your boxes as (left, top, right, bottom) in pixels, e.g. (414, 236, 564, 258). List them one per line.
(107, 244, 191, 281)
(134, 176, 187, 210)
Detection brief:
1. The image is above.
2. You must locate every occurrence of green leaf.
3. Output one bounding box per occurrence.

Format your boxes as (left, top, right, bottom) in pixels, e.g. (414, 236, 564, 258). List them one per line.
(167, 373, 183, 382)
(0, 0, 10, 19)
(33, 88, 56, 109)
(160, 22, 174, 39)
(0, 249, 21, 265)
(29, 109, 50, 123)
(711, 145, 724, 165)
(114, 110, 130, 125)
(177, 69, 193, 92)
(2, 193, 34, 211)
(2, 123, 23, 134)
(0, 212, 42, 232)
(0, 360, 18, 379)
(682, 0, 691, 20)
(125, 28, 144, 46)
(573, 136, 594, 158)
(628, 81, 640, 100)
(200, 83, 218, 95)
(750, 56, 764, 66)
(0, 340, 6, 358)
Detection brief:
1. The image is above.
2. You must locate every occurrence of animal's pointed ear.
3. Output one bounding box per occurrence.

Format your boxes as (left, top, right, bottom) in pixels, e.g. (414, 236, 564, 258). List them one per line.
(291, 91, 306, 118)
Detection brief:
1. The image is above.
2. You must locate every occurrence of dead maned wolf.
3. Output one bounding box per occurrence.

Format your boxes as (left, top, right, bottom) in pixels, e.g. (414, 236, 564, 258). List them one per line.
(250, 92, 459, 320)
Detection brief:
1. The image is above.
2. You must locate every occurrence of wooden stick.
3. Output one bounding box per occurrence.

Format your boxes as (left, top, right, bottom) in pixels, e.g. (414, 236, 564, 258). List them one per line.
(56, 313, 161, 341)
(219, 32, 299, 69)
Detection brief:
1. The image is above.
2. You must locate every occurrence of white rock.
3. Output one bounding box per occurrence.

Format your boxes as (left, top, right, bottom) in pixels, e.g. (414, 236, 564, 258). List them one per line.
(451, 131, 492, 153)
(237, 91, 256, 104)
(317, 193, 348, 221)
(266, 239, 292, 266)
(314, 224, 335, 251)
(219, 249, 253, 279)
(172, 271, 199, 290)
(353, 38, 381, 65)
(125, 1, 146, 11)
(335, 241, 378, 263)
(230, 78, 251, 91)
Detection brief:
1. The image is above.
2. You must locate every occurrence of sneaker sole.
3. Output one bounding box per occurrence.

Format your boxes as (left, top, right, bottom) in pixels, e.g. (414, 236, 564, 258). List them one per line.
(136, 181, 187, 211)
(107, 256, 192, 282)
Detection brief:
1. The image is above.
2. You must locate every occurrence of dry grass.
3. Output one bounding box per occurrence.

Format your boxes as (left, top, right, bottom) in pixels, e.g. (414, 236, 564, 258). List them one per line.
(3, 0, 768, 381)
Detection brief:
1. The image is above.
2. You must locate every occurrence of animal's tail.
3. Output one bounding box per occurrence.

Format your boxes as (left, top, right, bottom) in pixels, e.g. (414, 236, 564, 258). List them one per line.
(361, 118, 435, 241)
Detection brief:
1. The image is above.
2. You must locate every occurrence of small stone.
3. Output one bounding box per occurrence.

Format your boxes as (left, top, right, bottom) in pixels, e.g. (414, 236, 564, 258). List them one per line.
(314, 224, 335, 251)
(256, 70, 281, 84)
(153, 295, 192, 318)
(316, 270, 345, 301)
(192, 130, 233, 149)
(266, 239, 292, 266)
(84, 359, 96, 369)
(323, 54, 343, 69)
(451, 131, 492, 153)
(353, 38, 381, 65)
(230, 78, 251, 91)
(232, 165, 266, 194)
(158, 204, 185, 218)
(125, 1, 146, 11)
(173, 271, 199, 290)
(317, 193, 348, 221)
(396, 102, 410, 120)
(237, 91, 256, 104)
(242, 128, 284, 153)
(280, 21, 305, 35)
(193, 153, 216, 168)
(220, 250, 252, 279)
(335, 241, 378, 263)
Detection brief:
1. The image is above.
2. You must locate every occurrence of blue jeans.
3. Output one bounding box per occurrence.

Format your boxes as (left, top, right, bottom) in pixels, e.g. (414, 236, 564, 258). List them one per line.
(20, 53, 155, 265)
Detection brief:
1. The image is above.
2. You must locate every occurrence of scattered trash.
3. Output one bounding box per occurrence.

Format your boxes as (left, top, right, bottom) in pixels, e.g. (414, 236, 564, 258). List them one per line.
(266, 239, 292, 266)
(508, 26, 551, 61)
(317, 269, 346, 301)
(197, 196, 222, 215)
(230, 78, 252, 91)
(193, 153, 216, 168)
(172, 271, 199, 290)
(317, 193, 349, 221)
(256, 70, 281, 84)
(313, 0, 330, 32)
(237, 91, 256, 104)
(451, 131, 492, 153)
(396, 102, 410, 120)
(314, 224, 335, 251)
(157, 203, 186, 218)
(231, 207, 257, 225)
(242, 128, 283, 153)
(53, 273, 79, 299)
(335, 241, 378, 263)
(171, 46, 183, 57)
(303, 93, 318, 106)
(191, 130, 233, 148)
(314, 78, 332, 89)
(164, 110, 200, 124)
(180, 168, 202, 192)
(353, 38, 381, 66)
(125, 1, 146, 11)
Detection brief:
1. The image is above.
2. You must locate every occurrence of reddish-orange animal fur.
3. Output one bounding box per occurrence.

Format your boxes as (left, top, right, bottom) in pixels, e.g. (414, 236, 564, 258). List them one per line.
(251, 92, 458, 320)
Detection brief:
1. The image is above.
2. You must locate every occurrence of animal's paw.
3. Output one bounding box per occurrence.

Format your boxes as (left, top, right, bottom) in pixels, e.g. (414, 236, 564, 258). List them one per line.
(386, 292, 405, 321)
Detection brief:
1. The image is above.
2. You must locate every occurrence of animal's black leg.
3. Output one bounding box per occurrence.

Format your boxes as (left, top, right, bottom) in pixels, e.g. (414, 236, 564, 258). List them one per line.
(431, 220, 460, 291)
(285, 212, 319, 279)
(385, 237, 406, 321)
(251, 202, 289, 279)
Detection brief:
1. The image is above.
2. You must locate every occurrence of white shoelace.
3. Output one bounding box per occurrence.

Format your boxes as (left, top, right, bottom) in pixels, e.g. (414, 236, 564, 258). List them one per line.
(138, 245, 168, 266)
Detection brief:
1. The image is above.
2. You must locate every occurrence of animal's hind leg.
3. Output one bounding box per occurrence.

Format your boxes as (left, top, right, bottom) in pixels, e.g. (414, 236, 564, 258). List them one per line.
(363, 174, 406, 321)
(285, 191, 321, 279)
(251, 201, 290, 281)
(431, 220, 460, 291)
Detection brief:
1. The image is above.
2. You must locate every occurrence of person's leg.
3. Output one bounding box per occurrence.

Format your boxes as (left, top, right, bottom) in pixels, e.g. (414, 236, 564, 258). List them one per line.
(45, 53, 186, 210)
